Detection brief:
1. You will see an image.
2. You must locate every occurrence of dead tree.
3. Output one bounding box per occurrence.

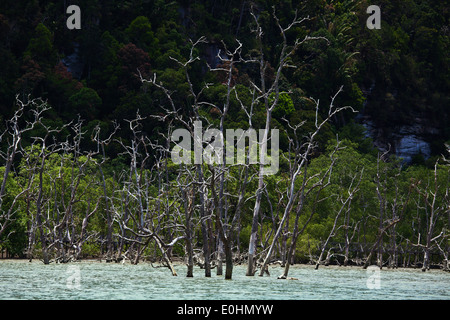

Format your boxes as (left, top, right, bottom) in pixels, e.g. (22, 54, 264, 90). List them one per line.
(278, 144, 338, 278)
(74, 196, 101, 261)
(260, 88, 356, 277)
(92, 122, 119, 262)
(412, 161, 448, 271)
(53, 119, 99, 263)
(386, 167, 405, 269)
(246, 6, 330, 277)
(343, 214, 363, 266)
(206, 39, 246, 279)
(0, 96, 47, 243)
(31, 114, 70, 264)
(363, 178, 413, 269)
(175, 169, 195, 277)
(112, 113, 183, 275)
(434, 232, 449, 271)
(140, 37, 215, 277)
(374, 151, 389, 268)
(115, 112, 151, 265)
(137, 7, 350, 279)
(315, 168, 363, 270)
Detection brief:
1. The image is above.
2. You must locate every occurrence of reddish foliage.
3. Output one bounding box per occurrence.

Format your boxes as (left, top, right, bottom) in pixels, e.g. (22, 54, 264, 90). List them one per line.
(53, 62, 83, 90)
(117, 43, 151, 92)
(216, 61, 239, 87)
(15, 56, 45, 91)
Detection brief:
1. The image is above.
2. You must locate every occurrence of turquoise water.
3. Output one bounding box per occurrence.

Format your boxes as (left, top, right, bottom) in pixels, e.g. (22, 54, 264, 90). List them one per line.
(0, 260, 448, 300)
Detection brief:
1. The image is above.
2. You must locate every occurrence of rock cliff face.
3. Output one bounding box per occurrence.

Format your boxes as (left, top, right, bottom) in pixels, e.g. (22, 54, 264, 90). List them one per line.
(62, 43, 84, 80)
(357, 81, 439, 163)
(358, 109, 436, 164)
(396, 134, 431, 163)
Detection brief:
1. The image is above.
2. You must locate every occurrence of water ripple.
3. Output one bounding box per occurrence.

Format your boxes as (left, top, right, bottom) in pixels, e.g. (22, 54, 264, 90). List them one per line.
(0, 260, 448, 300)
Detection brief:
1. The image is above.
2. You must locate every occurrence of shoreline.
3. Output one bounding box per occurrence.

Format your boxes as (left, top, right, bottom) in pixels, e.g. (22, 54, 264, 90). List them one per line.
(1, 257, 447, 273)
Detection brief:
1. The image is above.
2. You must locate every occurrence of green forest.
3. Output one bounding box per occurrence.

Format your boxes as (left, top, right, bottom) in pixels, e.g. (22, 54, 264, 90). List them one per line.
(0, 0, 448, 279)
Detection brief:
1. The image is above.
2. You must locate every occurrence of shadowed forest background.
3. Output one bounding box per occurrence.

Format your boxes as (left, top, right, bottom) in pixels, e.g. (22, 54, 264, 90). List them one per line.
(0, 0, 448, 278)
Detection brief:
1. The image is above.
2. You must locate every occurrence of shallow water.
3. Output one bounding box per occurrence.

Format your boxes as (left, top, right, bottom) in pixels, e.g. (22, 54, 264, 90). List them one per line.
(0, 260, 448, 300)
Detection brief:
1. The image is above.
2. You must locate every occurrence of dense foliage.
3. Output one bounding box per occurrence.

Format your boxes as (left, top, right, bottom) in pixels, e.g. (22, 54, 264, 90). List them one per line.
(0, 1, 448, 276)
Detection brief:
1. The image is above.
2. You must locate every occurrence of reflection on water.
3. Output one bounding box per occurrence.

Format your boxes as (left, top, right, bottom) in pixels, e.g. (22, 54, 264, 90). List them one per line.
(0, 260, 448, 300)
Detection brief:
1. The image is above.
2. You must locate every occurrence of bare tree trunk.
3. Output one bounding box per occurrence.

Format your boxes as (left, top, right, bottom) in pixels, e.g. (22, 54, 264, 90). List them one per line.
(179, 178, 194, 277)
(410, 161, 445, 271)
(280, 212, 289, 267)
(316, 171, 361, 270)
(36, 152, 49, 264)
(374, 152, 387, 269)
(154, 235, 178, 276)
(100, 164, 113, 262)
(74, 196, 99, 260)
(363, 218, 401, 269)
(0, 97, 46, 245)
(209, 166, 234, 279)
(247, 6, 310, 277)
(94, 131, 115, 262)
(185, 211, 194, 277)
(246, 7, 271, 277)
(197, 164, 211, 277)
(343, 210, 350, 267)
